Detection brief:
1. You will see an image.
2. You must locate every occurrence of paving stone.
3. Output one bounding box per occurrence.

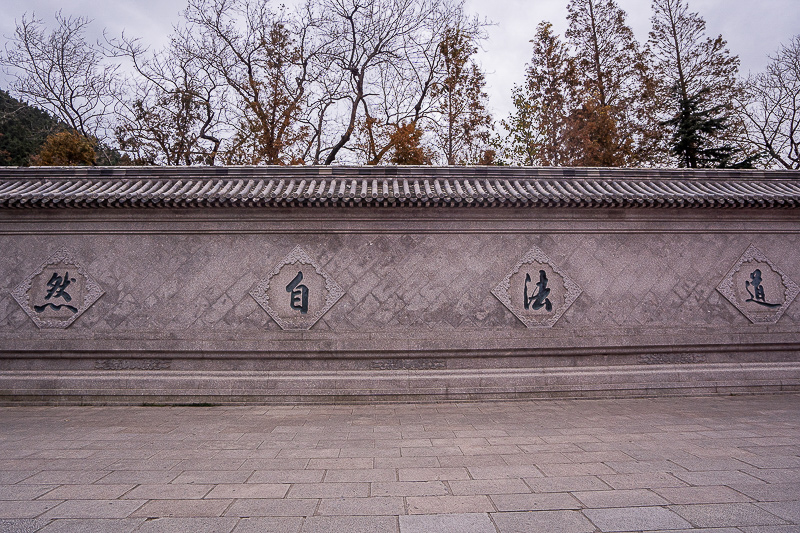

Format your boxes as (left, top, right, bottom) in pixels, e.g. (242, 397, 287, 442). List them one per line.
(370, 481, 449, 497)
(673, 470, 767, 486)
(231, 517, 305, 533)
(302, 515, 398, 533)
(604, 460, 689, 474)
(525, 475, 612, 493)
(21, 471, 110, 485)
(671, 503, 791, 527)
(491, 510, 596, 533)
(467, 465, 543, 479)
(398, 468, 470, 482)
(0, 519, 53, 533)
(448, 478, 531, 496)
(755, 502, 800, 523)
(599, 472, 688, 489)
(41, 500, 146, 519)
(729, 483, 800, 502)
(171, 470, 253, 484)
(437, 455, 508, 468)
(248, 470, 324, 484)
(399, 513, 495, 533)
(239, 459, 310, 470)
(538, 462, 618, 476)
(123, 484, 213, 500)
(306, 458, 374, 470)
(224, 498, 318, 518)
(130, 499, 231, 518)
(406, 495, 494, 514)
(287, 482, 369, 499)
(583, 506, 693, 531)
(95, 471, 180, 484)
(205, 483, 289, 499)
(572, 488, 669, 508)
(744, 468, 800, 483)
(740, 527, 800, 533)
(0, 500, 61, 519)
(132, 517, 240, 533)
(36, 518, 145, 533)
(490, 492, 582, 512)
(317, 496, 404, 515)
(373, 457, 439, 469)
(654, 485, 755, 504)
(323, 468, 396, 482)
(0, 484, 58, 500)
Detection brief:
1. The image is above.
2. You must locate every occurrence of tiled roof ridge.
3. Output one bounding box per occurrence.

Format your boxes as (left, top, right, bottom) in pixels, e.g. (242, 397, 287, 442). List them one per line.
(1, 166, 799, 208)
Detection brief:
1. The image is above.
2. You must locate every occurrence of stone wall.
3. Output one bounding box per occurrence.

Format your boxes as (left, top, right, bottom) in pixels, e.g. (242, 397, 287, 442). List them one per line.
(1, 168, 799, 403)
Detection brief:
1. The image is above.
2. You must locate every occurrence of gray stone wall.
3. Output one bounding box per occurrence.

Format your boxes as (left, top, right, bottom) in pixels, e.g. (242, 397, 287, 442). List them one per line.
(1, 204, 799, 402)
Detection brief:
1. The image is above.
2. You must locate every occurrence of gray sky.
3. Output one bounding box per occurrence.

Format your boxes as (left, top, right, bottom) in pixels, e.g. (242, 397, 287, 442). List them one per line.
(2, 0, 798, 121)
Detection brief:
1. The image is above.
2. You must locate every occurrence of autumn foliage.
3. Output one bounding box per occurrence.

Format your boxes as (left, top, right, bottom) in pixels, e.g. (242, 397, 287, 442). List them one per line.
(1, 0, 798, 169)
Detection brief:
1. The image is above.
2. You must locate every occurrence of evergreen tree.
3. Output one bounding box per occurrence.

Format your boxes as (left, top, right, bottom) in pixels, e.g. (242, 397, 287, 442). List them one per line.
(648, 0, 743, 167)
(0, 89, 64, 166)
(503, 22, 576, 166)
(431, 26, 493, 165)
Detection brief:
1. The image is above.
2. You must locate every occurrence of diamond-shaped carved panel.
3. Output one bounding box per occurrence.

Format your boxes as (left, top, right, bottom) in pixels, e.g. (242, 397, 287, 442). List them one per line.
(11, 248, 104, 329)
(492, 246, 582, 328)
(717, 244, 798, 324)
(250, 246, 344, 331)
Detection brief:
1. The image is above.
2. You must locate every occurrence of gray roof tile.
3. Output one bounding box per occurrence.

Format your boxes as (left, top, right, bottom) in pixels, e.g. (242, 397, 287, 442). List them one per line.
(0, 166, 799, 209)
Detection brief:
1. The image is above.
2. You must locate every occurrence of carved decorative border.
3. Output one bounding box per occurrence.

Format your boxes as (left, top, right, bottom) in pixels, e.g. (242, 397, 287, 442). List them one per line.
(716, 244, 799, 324)
(491, 246, 582, 328)
(250, 246, 344, 331)
(11, 248, 105, 329)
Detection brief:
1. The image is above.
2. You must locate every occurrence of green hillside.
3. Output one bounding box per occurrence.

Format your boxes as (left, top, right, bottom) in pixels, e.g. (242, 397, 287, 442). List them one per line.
(0, 89, 64, 166)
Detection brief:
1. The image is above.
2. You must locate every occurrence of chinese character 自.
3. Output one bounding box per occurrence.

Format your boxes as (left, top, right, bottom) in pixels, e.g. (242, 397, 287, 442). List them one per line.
(286, 271, 309, 314)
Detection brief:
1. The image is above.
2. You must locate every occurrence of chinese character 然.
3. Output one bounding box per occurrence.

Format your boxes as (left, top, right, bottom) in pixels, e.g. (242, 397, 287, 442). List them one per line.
(34, 272, 78, 313)
(524, 269, 553, 312)
(745, 268, 780, 308)
(286, 271, 309, 314)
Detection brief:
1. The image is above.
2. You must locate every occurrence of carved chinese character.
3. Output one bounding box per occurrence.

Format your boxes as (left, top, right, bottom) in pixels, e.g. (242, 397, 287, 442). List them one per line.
(745, 269, 780, 308)
(251, 246, 344, 331)
(524, 270, 553, 312)
(286, 271, 309, 314)
(33, 272, 79, 314)
(12, 249, 104, 329)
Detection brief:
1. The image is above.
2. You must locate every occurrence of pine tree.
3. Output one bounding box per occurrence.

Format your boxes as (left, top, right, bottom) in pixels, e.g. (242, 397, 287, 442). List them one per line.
(431, 27, 493, 165)
(503, 22, 576, 166)
(648, 0, 743, 167)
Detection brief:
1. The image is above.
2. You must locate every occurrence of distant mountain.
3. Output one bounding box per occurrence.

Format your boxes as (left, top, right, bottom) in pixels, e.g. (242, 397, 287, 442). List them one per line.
(0, 89, 65, 166)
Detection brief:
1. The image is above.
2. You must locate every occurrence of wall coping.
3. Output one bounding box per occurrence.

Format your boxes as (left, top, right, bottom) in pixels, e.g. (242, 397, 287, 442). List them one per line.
(1, 166, 799, 209)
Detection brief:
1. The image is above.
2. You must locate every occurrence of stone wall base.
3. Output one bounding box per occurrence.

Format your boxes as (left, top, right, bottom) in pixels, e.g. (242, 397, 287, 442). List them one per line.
(2, 361, 798, 405)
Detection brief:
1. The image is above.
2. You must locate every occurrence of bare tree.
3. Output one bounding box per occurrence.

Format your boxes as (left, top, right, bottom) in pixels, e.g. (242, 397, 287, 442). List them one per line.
(1, 12, 117, 144)
(108, 34, 224, 165)
(180, 0, 315, 165)
(739, 35, 800, 169)
(307, 0, 479, 165)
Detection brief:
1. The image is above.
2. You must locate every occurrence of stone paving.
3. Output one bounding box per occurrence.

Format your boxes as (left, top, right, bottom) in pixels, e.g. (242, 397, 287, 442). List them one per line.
(0, 395, 798, 532)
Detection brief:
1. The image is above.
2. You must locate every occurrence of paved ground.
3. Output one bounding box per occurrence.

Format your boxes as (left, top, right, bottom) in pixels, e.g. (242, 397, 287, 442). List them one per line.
(0, 395, 798, 533)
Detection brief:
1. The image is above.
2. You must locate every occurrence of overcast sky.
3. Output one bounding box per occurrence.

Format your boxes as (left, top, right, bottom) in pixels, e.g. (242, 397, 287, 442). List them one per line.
(2, 0, 798, 121)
